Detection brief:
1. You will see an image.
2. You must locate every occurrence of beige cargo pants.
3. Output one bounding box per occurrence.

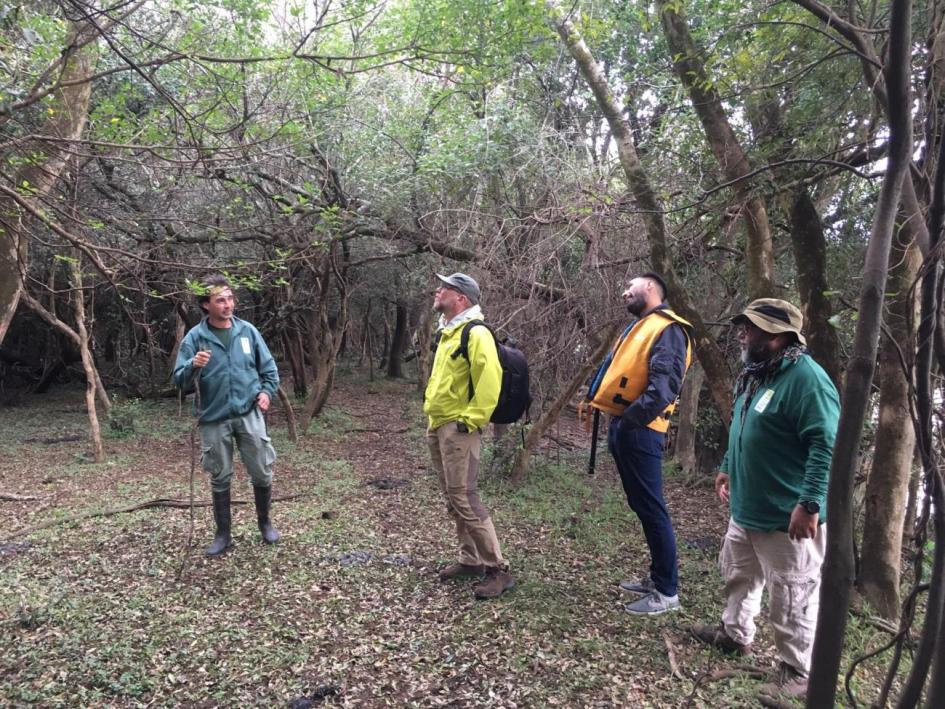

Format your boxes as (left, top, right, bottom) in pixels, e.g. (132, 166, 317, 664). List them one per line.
(427, 421, 506, 569)
(720, 518, 826, 675)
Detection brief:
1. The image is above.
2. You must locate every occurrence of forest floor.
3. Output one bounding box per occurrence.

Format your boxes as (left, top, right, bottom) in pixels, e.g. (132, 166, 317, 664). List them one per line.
(0, 369, 911, 707)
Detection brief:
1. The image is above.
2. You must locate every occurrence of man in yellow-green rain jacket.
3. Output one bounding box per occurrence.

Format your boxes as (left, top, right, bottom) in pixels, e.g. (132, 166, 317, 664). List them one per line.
(424, 272, 515, 599)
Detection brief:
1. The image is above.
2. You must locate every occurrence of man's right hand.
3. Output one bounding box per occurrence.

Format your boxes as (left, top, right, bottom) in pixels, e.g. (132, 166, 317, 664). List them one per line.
(715, 472, 730, 504)
(193, 350, 211, 368)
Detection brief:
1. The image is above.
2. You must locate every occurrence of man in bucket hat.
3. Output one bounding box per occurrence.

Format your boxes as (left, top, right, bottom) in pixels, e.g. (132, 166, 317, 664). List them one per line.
(690, 298, 840, 704)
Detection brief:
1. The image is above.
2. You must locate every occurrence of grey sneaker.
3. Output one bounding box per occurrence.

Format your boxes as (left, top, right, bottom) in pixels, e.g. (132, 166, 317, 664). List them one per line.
(619, 576, 656, 595)
(624, 590, 681, 615)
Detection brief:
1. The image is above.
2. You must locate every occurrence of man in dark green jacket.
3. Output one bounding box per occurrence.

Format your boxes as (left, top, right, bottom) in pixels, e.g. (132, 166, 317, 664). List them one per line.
(173, 275, 280, 556)
(691, 299, 839, 704)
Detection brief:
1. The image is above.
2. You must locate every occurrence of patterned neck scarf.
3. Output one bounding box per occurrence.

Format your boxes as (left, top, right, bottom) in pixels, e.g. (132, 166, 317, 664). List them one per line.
(735, 344, 807, 423)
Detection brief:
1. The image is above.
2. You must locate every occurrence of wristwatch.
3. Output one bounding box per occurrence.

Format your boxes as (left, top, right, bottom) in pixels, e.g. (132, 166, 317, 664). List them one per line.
(456, 421, 469, 433)
(799, 500, 820, 514)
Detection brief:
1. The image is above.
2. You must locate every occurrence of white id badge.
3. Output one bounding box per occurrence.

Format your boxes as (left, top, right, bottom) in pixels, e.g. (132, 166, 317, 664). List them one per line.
(241, 337, 251, 354)
(754, 389, 775, 413)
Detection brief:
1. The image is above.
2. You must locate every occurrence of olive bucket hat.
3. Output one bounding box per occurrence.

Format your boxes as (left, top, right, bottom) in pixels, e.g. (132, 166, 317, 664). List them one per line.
(731, 298, 806, 346)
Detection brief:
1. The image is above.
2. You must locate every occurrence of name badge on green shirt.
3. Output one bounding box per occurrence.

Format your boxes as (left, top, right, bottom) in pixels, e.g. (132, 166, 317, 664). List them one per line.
(754, 389, 775, 413)
(241, 336, 251, 354)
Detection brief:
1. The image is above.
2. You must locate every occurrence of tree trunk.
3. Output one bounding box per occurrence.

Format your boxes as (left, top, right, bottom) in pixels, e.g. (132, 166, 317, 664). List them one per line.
(70, 254, 105, 463)
(895, 30, 945, 703)
(858, 236, 920, 620)
(416, 304, 435, 394)
(169, 312, 187, 380)
(378, 307, 391, 371)
(282, 327, 307, 398)
(548, 3, 733, 423)
(275, 386, 298, 444)
(673, 362, 704, 477)
(655, 0, 777, 300)
(510, 322, 622, 484)
(18, 288, 109, 415)
(787, 188, 843, 387)
(299, 263, 347, 432)
(0, 22, 95, 345)
(387, 302, 408, 378)
(806, 2, 913, 705)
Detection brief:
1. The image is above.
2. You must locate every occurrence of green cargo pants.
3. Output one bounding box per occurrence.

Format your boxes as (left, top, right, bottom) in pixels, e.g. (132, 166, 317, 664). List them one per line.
(200, 407, 276, 492)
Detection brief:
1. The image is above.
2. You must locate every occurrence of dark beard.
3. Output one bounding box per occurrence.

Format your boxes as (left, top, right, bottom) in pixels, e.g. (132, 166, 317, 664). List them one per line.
(741, 342, 772, 364)
(626, 299, 645, 316)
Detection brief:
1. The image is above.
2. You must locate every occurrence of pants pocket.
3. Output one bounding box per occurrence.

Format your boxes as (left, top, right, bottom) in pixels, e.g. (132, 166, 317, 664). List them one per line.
(770, 571, 818, 625)
(200, 445, 221, 475)
(261, 434, 277, 466)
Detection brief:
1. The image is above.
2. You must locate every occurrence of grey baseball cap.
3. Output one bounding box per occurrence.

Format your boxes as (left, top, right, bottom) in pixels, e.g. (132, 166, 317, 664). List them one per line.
(435, 272, 480, 305)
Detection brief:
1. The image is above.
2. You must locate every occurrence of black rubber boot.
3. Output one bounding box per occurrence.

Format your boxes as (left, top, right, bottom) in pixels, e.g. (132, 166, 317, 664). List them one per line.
(253, 485, 280, 544)
(205, 489, 232, 556)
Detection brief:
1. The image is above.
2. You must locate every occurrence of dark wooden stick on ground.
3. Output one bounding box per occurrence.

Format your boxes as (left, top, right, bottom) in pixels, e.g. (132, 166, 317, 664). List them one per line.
(10, 494, 309, 538)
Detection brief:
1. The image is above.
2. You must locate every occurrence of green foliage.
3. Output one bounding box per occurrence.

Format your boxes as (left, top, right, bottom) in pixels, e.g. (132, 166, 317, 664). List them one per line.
(106, 398, 143, 439)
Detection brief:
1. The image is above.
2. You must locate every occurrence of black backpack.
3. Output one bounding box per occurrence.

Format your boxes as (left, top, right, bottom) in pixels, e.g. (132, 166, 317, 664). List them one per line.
(447, 320, 532, 424)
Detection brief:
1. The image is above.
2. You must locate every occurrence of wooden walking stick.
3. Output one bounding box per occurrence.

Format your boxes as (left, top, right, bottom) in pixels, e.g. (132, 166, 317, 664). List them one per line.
(176, 344, 207, 581)
(588, 408, 601, 475)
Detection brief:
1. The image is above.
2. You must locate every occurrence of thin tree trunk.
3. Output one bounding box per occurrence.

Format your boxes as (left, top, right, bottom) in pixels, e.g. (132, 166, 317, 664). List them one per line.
(510, 322, 622, 484)
(387, 302, 408, 379)
(904, 448, 920, 537)
(788, 188, 843, 387)
(548, 2, 732, 423)
(275, 386, 298, 444)
(18, 288, 109, 416)
(0, 22, 95, 345)
(673, 362, 704, 477)
(806, 2, 913, 705)
(858, 236, 920, 620)
(655, 0, 777, 300)
(896, 37, 945, 704)
(282, 326, 307, 398)
(70, 255, 105, 463)
(169, 312, 186, 379)
(416, 304, 435, 394)
(299, 263, 347, 432)
(366, 318, 375, 383)
(378, 307, 391, 371)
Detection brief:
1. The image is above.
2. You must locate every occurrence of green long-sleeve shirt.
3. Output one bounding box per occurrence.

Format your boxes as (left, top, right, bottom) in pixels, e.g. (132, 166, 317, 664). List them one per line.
(721, 354, 840, 532)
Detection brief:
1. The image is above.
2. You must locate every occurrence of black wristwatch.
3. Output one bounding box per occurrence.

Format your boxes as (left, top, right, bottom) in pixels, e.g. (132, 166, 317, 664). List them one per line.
(456, 421, 469, 433)
(799, 500, 820, 514)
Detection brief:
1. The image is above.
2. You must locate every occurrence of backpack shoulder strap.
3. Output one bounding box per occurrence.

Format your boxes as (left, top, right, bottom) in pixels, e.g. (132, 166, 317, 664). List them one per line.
(450, 320, 491, 360)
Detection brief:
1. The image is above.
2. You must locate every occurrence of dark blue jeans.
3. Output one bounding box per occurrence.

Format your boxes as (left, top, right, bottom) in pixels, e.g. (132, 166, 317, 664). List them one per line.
(608, 418, 678, 597)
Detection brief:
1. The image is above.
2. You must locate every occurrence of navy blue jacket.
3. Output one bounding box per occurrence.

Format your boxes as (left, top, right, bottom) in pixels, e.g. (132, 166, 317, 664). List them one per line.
(620, 305, 689, 429)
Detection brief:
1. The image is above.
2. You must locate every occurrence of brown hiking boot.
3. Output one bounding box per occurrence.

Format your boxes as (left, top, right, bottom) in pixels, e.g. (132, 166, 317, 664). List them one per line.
(690, 622, 752, 656)
(758, 662, 808, 703)
(438, 563, 485, 582)
(473, 567, 516, 599)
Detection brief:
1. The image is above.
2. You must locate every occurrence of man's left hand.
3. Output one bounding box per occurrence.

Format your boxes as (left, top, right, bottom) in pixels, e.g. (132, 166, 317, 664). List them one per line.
(788, 505, 818, 541)
(257, 392, 271, 412)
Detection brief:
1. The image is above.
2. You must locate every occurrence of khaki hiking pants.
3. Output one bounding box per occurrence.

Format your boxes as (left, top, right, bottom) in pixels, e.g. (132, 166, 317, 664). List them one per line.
(720, 518, 826, 675)
(427, 421, 505, 569)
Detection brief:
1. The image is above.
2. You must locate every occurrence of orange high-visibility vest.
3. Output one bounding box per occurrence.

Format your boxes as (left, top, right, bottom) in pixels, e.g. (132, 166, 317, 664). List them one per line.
(588, 308, 692, 433)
